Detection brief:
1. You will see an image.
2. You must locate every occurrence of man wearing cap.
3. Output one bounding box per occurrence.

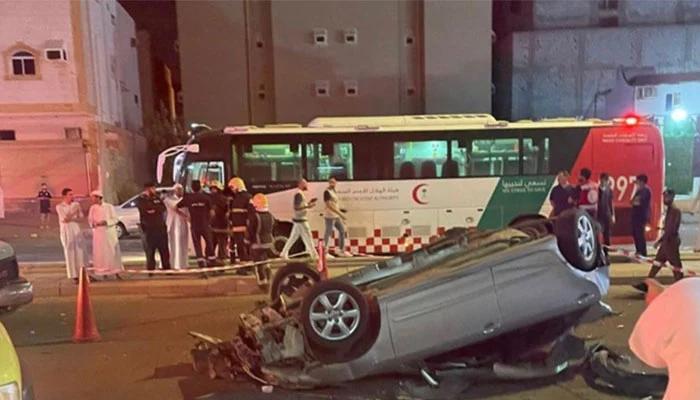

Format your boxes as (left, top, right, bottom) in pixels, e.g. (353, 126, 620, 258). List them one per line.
(88, 190, 123, 279)
(208, 181, 229, 262)
(178, 180, 216, 267)
(248, 193, 274, 286)
(648, 189, 684, 282)
(136, 182, 171, 273)
(227, 177, 252, 265)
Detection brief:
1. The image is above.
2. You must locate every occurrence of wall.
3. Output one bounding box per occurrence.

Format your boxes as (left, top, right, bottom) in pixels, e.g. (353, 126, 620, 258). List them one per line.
(115, 5, 142, 134)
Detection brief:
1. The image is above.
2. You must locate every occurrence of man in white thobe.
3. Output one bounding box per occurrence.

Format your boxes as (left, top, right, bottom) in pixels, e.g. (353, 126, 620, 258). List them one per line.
(629, 278, 700, 400)
(56, 188, 86, 283)
(165, 184, 190, 269)
(88, 190, 123, 279)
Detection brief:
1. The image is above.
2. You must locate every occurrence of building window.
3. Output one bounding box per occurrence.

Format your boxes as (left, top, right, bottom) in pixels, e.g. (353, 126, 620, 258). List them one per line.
(637, 86, 657, 100)
(64, 127, 82, 139)
(598, 0, 618, 10)
(0, 130, 16, 140)
(11, 51, 36, 75)
(45, 49, 67, 61)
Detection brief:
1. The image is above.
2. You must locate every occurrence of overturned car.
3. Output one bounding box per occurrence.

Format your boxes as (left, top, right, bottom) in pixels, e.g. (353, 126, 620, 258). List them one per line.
(191, 209, 611, 388)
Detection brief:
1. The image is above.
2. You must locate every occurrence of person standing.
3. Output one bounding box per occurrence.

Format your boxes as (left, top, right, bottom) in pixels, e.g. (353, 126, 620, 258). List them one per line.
(37, 183, 52, 230)
(549, 170, 575, 217)
(647, 189, 684, 282)
(56, 188, 87, 283)
(280, 178, 319, 260)
(631, 174, 652, 257)
(136, 183, 171, 273)
(178, 180, 216, 267)
(598, 173, 616, 255)
(576, 168, 598, 218)
(227, 177, 252, 264)
(208, 181, 229, 262)
(248, 193, 274, 286)
(164, 184, 189, 270)
(323, 177, 351, 257)
(88, 190, 123, 279)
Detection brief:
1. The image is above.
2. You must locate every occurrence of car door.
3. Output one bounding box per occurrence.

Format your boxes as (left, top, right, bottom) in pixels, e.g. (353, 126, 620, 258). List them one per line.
(386, 265, 501, 359)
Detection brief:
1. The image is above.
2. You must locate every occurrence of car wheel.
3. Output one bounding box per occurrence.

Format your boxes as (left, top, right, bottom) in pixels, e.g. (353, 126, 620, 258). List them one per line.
(115, 222, 127, 239)
(270, 262, 321, 303)
(554, 209, 599, 271)
(270, 236, 287, 257)
(301, 280, 370, 352)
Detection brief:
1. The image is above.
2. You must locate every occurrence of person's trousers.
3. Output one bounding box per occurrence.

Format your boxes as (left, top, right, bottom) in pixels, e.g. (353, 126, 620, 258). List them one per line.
(649, 237, 684, 281)
(191, 226, 214, 266)
(631, 218, 647, 257)
(143, 228, 171, 270)
(251, 247, 271, 283)
(212, 231, 228, 260)
(231, 231, 249, 262)
(324, 218, 346, 251)
(599, 217, 612, 255)
(280, 221, 319, 259)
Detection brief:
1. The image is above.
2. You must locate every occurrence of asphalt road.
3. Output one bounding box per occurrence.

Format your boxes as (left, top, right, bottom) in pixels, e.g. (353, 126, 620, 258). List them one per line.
(1, 286, 650, 400)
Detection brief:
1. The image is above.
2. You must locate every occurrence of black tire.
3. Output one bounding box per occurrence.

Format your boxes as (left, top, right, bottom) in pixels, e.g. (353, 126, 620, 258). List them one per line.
(301, 280, 370, 354)
(270, 262, 321, 302)
(116, 222, 127, 239)
(554, 209, 599, 271)
(508, 214, 547, 227)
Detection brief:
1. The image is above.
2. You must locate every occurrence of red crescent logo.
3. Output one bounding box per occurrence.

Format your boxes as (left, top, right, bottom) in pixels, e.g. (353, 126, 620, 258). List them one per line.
(412, 184, 428, 205)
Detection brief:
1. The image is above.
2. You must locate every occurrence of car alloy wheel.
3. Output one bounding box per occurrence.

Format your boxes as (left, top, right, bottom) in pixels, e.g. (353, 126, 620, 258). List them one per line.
(577, 215, 595, 263)
(309, 289, 361, 341)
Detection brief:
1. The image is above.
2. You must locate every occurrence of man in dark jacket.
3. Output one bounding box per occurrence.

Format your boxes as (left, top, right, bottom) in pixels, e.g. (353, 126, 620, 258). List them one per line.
(178, 180, 216, 267)
(631, 174, 652, 256)
(136, 182, 171, 273)
(208, 181, 229, 262)
(248, 193, 274, 286)
(597, 172, 615, 255)
(648, 189, 684, 281)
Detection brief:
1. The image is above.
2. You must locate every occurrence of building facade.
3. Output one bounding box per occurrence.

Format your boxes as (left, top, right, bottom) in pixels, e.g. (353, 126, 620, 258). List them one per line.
(176, 0, 493, 128)
(0, 0, 147, 204)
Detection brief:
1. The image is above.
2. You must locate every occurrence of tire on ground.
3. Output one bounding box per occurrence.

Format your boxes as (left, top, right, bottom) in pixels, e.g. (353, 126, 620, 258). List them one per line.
(270, 262, 321, 302)
(554, 209, 599, 271)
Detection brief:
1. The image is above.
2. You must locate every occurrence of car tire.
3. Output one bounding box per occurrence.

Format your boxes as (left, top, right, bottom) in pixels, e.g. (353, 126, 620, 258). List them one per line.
(270, 262, 321, 302)
(301, 280, 370, 353)
(554, 209, 599, 271)
(115, 222, 127, 239)
(270, 236, 287, 257)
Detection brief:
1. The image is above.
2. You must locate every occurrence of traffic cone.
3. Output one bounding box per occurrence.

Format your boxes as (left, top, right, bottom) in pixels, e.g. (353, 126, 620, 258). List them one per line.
(73, 267, 100, 343)
(317, 240, 328, 280)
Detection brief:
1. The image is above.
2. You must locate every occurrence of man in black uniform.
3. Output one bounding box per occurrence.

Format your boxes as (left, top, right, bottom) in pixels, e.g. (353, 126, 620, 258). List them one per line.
(631, 174, 652, 257)
(178, 180, 216, 267)
(136, 182, 171, 273)
(208, 181, 229, 262)
(248, 193, 274, 286)
(597, 172, 615, 256)
(649, 189, 684, 281)
(227, 177, 252, 265)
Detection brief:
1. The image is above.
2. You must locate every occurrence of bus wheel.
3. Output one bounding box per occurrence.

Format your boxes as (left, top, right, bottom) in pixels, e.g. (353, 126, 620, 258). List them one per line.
(270, 262, 321, 303)
(554, 209, 599, 272)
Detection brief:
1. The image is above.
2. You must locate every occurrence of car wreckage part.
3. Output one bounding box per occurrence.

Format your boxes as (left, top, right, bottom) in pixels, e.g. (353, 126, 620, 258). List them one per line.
(554, 209, 599, 271)
(270, 262, 321, 303)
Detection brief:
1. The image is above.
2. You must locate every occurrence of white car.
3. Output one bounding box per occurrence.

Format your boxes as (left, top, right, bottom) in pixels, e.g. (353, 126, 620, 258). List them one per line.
(114, 188, 171, 239)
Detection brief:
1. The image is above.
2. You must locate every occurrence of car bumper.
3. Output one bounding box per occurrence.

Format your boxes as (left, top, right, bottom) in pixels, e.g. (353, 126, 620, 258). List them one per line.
(0, 278, 33, 309)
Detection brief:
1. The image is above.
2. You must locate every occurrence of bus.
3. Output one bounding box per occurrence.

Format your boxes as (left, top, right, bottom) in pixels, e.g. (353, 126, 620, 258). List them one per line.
(157, 113, 664, 254)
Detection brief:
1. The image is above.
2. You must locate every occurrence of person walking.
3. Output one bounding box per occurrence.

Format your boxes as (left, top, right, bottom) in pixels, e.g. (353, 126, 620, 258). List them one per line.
(136, 183, 171, 274)
(248, 193, 274, 286)
(631, 174, 652, 257)
(227, 177, 252, 264)
(164, 184, 189, 270)
(56, 188, 87, 283)
(598, 172, 616, 255)
(323, 177, 351, 257)
(88, 190, 123, 279)
(576, 168, 598, 218)
(208, 181, 229, 262)
(280, 178, 319, 260)
(549, 170, 575, 217)
(37, 183, 52, 230)
(646, 189, 684, 282)
(178, 180, 216, 267)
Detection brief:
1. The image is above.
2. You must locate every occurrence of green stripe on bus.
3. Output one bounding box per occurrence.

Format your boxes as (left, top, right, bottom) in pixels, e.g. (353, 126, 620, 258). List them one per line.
(477, 175, 555, 230)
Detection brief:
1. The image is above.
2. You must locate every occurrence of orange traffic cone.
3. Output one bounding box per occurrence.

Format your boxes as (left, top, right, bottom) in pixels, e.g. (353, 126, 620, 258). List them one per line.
(317, 240, 328, 280)
(73, 267, 100, 343)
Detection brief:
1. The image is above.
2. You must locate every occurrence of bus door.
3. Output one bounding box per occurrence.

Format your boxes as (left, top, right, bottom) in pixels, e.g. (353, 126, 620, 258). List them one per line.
(183, 160, 225, 192)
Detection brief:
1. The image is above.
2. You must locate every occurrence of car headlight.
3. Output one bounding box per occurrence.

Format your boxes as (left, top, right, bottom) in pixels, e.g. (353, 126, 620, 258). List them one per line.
(0, 382, 20, 400)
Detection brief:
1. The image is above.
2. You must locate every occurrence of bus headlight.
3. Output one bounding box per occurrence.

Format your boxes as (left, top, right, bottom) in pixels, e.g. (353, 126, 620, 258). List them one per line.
(0, 382, 20, 400)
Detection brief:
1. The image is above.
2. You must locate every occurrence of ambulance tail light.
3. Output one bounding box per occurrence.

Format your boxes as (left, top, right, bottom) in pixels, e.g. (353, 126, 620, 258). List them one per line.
(624, 115, 639, 126)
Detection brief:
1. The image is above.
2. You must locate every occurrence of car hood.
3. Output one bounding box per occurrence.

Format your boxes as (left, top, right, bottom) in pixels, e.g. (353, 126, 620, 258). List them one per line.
(0, 322, 20, 387)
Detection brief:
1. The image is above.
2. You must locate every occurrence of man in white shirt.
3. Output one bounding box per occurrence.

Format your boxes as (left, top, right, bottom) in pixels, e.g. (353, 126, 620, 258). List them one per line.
(56, 188, 87, 283)
(323, 177, 351, 257)
(280, 178, 319, 260)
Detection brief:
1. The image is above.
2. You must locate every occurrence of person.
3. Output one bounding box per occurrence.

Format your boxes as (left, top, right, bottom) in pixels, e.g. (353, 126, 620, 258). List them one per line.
(631, 174, 652, 257)
(248, 193, 274, 286)
(208, 181, 229, 262)
(598, 173, 616, 255)
(178, 180, 216, 267)
(37, 183, 52, 230)
(164, 184, 189, 269)
(280, 178, 319, 260)
(647, 189, 684, 282)
(136, 183, 171, 273)
(227, 177, 252, 264)
(629, 277, 700, 400)
(576, 168, 598, 218)
(56, 188, 87, 283)
(323, 177, 351, 257)
(88, 190, 123, 279)
(549, 170, 575, 217)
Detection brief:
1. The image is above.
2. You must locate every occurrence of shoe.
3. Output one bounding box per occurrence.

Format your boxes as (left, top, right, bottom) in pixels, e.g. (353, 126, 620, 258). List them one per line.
(326, 253, 336, 259)
(632, 282, 648, 293)
(115, 274, 123, 281)
(341, 251, 353, 258)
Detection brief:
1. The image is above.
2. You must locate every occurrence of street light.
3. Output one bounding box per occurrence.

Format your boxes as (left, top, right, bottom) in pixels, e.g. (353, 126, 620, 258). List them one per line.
(671, 108, 688, 122)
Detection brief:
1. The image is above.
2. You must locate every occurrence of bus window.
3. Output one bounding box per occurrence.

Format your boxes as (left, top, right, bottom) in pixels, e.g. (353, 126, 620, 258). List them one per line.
(237, 144, 302, 183)
(394, 140, 447, 179)
(523, 137, 550, 175)
(470, 138, 519, 176)
(306, 142, 354, 181)
(184, 161, 225, 192)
